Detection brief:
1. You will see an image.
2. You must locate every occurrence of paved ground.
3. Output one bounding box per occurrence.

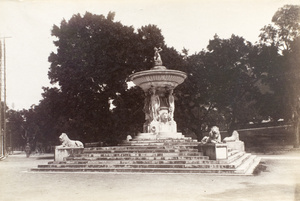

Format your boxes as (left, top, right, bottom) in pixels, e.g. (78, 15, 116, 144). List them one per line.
(0, 151, 300, 201)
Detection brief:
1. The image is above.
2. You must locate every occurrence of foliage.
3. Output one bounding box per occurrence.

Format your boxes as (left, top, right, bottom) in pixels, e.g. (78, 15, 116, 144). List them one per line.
(260, 5, 300, 53)
(176, 35, 260, 138)
(6, 109, 25, 148)
(45, 12, 184, 145)
(259, 5, 300, 146)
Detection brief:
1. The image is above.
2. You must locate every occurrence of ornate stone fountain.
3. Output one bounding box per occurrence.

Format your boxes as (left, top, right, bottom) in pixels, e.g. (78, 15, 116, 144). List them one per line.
(129, 47, 187, 139)
(32, 48, 261, 175)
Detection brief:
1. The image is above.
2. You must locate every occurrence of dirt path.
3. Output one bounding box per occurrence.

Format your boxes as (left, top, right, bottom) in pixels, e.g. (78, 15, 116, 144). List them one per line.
(0, 151, 299, 201)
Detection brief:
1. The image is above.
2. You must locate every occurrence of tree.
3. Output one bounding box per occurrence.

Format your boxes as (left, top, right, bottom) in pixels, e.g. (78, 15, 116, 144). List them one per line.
(177, 34, 260, 138)
(260, 5, 300, 53)
(259, 5, 300, 147)
(6, 109, 26, 149)
(47, 12, 185, 145)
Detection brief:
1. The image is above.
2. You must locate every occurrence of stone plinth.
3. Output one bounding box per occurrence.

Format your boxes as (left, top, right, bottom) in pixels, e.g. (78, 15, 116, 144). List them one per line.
(133, 132, 184, 140)
(134, 133, 157, 140)
(55, 147, 84, 161)
(225, 141, 245, 152)
(198, 143, 228, 160)
(157, 132, 184, 139)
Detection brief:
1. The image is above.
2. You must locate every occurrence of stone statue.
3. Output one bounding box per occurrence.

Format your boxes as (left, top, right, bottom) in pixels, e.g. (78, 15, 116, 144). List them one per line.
(150, 88, 160, 121)
(222, 130, 245, 152)
(154, 47, 163, 66)
(223, 130, 240, 142)
(58, 133, 84, 148)
(168, 90, 175, 121)
(201, 126, 222, 144)
(143, 93, 151, 122)
(160, 111, 169, 123)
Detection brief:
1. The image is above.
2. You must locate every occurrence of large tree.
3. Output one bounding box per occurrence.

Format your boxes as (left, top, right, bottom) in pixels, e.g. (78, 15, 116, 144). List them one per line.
(46, 12, 184, 144)
(259, 5, 300, 147)
(176, 34, 260, 139)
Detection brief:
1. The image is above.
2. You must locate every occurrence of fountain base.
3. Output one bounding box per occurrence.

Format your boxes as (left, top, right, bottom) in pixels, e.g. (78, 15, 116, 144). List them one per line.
(134, 132, 185, 140)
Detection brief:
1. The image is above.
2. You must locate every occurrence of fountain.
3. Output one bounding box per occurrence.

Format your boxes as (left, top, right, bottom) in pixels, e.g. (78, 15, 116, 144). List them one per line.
(129, 47, 187, 140)
(32, 47, 261, 175)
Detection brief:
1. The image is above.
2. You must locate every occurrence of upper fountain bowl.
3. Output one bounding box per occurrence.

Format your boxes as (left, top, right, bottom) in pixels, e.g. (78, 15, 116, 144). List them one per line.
(129, 67, 187, 91)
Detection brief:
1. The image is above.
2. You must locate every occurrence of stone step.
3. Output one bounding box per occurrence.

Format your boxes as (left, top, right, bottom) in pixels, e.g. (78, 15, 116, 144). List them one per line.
(65, 155, 210, 161)
(31, 167, 237, 174)
(244, 156, 261, 175)
(86, 145, 199, 151)
(31, 139, 260, 175)
(60, 153, 248, 165)
(63, 150, 241, 163)
(86, 146, 164, 151)
(48, 159, 239, 168)
(122, 140, 200, 146)
(38, 162, 236, 169)
(67, 152, 203, 159)
(230, 153, 251, 168)
(124, 138, 197, 143)
(122, 143, 200, 147)
(227, 151, 246, 163)
(50, 157, 232, 165)
(235, 155, 259, 174)
(83, 148, 199, 154)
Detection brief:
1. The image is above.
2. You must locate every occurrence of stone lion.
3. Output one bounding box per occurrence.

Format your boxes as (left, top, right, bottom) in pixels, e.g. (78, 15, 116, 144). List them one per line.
(58, 133, 84, 148)
(223, 130, 239, 142)
(201, 126, 222, 144)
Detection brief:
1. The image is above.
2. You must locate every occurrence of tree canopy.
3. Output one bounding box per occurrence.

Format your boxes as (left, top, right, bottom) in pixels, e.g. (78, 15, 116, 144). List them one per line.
(45, 12, 185, 144)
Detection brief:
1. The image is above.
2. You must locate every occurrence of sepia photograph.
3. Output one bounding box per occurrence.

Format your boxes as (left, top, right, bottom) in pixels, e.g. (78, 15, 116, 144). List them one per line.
(0, 0, 299, 200)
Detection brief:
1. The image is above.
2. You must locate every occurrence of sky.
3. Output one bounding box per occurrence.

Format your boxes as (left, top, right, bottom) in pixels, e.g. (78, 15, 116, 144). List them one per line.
(0, 0, 299, 110)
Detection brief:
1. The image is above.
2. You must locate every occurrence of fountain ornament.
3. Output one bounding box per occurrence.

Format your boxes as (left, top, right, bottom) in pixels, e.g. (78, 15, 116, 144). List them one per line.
(129, 47, 187, 139)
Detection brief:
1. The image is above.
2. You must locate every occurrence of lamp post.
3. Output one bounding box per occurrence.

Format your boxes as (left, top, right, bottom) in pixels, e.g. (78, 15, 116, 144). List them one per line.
(0, 37, 11, 157)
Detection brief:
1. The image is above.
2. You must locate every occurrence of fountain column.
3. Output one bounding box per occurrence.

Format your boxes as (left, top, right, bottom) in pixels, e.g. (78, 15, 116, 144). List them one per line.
(129, 47, 187, 139)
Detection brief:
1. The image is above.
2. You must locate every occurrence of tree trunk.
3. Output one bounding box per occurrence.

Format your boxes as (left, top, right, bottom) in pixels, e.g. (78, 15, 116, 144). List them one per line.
(294, 119, 300, 148)
(294, 98, 300, 148)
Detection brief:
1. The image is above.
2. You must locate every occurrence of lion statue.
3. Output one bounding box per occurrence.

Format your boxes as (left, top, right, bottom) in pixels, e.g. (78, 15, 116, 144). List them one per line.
(223, 130, 240, 142)
(201, 126, 222, 144)
(58, 133, 84, 148)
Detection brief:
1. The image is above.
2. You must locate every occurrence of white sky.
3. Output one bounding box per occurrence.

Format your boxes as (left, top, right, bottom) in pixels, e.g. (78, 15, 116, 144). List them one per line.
(0, 0, 299, 110)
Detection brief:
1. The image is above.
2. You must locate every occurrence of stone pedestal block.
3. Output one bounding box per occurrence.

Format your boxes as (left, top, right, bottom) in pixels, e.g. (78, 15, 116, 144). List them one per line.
(198, 143, 228, 160)
(55, 147, 84, 161)
(225, 141, 245, 152)
(134, 133, 157, 140)
(157, 132, 184, 139)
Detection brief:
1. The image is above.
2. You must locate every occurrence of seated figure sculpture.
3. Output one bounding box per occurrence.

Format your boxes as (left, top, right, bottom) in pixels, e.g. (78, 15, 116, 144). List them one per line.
(201, 126, 222, 144)
(58, 133, 84, 148)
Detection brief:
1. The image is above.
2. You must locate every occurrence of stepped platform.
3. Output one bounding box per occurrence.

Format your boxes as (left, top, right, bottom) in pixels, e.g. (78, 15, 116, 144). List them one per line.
(31, 138, 260, 175)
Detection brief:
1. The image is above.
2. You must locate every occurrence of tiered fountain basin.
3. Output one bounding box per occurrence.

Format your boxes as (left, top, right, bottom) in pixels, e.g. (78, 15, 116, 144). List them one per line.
(129, 67, 187, 91)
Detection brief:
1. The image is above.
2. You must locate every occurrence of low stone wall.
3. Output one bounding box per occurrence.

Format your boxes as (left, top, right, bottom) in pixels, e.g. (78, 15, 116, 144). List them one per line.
(220, 125, 294, 150)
